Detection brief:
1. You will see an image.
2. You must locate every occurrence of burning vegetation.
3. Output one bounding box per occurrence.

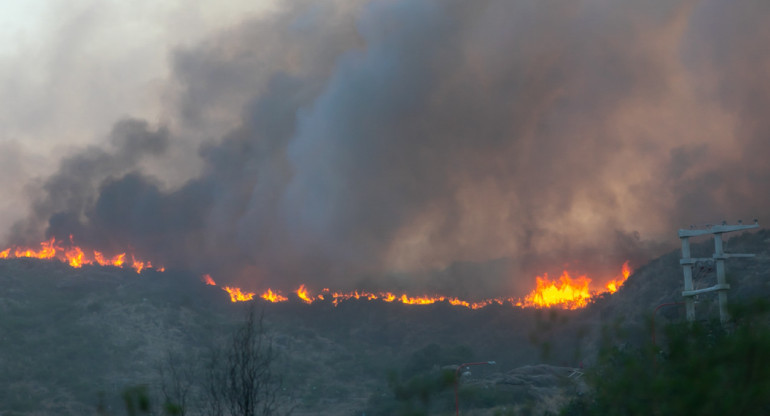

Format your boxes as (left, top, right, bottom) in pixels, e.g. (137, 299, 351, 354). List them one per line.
(0, 237, 162, 274)
(1, 239, 631, 310)
(203, 261, 633, 310)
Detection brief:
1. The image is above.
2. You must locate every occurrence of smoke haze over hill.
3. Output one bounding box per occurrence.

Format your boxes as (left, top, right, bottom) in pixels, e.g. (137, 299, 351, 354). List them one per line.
(2, 0, 769, 296)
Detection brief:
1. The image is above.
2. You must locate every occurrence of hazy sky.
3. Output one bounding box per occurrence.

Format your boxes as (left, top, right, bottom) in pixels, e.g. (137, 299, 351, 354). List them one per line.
(1, 0, 768, 297)
(0, 0, 277, 234)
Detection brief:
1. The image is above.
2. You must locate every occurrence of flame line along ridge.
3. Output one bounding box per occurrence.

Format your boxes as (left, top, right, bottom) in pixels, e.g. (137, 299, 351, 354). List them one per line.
(0, 237, 164, 274)
(0, 239, 630, 309)
(204, 261, 632, 309)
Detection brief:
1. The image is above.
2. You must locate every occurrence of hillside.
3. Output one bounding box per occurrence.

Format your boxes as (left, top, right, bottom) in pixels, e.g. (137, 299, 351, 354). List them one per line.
(0, 229, 768, 415)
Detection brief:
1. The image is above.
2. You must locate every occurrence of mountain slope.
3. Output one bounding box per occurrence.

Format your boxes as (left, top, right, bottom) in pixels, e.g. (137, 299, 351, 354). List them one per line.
(0, 229, 767, 415)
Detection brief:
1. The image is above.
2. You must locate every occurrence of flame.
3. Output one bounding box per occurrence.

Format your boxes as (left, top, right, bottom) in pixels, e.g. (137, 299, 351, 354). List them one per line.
(0, 237, 161, 273)
(605, 261, 631, 293)
(131, 255, 150, 274)
(196, 262, 631, 307)
(260, 288, 287, 303)
(520, 271, 592, 310)
(400, 294, 445, 305)
(94, 251, 126, 267)
(65, 246, 85, 268)
(11, 237, 57, 259)
(286, 286, 511, 309)
(296, 284, 314, 304)
(198, 273, 257, 303)
(221, 286, 256, 302)
(519, 262, 634, 309)
(202, 274, 217, 286)
(2, 239, 632, 310)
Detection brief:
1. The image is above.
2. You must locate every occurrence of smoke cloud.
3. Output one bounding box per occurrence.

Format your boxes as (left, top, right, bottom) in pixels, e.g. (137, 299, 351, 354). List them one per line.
(8, 0, 770, 297)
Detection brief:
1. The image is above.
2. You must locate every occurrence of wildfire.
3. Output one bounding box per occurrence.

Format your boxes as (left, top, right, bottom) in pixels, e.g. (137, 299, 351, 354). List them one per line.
(605, 261, 631, 294)
(199, 260, 633, 308)
(518, 262, 634, 308)
(0, 237, 162, 273)
(95, 251, 126, 267)
(248, 263, 632, 308)
(1, 237, 633, 310)
(296, 284, 315, 304)
(220, 286, 255, 302)
(260, 288, 287, 303)
(519, 271, 592, 309)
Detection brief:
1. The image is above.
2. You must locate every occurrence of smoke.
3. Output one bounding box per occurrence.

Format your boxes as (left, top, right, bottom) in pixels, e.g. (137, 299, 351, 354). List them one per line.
(7, 0, 770, 297)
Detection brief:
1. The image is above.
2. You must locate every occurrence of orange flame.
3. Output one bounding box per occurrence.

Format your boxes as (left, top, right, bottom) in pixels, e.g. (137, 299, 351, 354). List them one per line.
(0, 237, 161, 273)
(202, 274, 217, 286)
(296, 284, 314, 304)
(223, 286, 257, 302)
(400, 294, 445, 305)
(520, 271, 592, 309)
(94, 251, 126, 267)
(65, 246, 85, 268)
(199, 273, 254, 303)
(12, 237, 57, 259)
(2, 239, 632, 310)
(131, 255, 149, 274)
(605, 261, 631, 294)
(289, 287, 509, 309)
(260, 288, 287, 303)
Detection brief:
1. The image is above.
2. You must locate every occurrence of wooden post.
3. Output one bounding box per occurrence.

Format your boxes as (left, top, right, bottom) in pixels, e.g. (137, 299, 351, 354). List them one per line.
(677, 221, 759, 325)
(681, 237, 695, 321)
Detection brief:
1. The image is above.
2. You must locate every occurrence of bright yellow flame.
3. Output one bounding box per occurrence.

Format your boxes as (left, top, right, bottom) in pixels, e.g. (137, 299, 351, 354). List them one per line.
(296, 284, 314, 304)
(260, 288, 287, 303)
(65, 246, 85, 268)
(94, 251, 126, 267)
(520, 271, 592, 310)
(0, 237, 161, 272)
(605, 261, 632, 294)
(223, 286, 257, 302)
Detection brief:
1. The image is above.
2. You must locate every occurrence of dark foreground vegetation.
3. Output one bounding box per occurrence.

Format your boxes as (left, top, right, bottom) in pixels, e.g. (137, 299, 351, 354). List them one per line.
(566, 300, 770, 416)
(100, 305, 291, 416)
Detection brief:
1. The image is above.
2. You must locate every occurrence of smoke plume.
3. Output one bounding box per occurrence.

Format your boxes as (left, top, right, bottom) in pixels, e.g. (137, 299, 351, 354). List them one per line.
(8, 0, 770, 297)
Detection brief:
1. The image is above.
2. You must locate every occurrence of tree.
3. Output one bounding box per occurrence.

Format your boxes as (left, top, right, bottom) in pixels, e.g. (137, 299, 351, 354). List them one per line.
(154, 305, 290, 416)
(158, 350, 194, 416)
(205, 305, 288, 416)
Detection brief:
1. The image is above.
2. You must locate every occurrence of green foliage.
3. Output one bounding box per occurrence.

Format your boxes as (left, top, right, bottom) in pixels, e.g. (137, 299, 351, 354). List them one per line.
(564, 300, 770, 415)
(363, 343, 480, 415)
(122, 385, 152, 416)
(364, 368, 456, 416)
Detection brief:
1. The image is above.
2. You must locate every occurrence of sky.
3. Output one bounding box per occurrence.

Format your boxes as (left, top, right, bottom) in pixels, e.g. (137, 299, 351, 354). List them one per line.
(1, 0, 768, 298)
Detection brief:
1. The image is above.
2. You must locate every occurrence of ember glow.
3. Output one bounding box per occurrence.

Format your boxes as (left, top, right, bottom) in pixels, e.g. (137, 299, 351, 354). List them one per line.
(0, 237, 162, 273)
(202, 274, 217, 286)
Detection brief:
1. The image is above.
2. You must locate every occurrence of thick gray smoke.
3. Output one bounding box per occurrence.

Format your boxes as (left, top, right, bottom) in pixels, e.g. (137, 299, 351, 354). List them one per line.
(9, 0, 770, 297)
